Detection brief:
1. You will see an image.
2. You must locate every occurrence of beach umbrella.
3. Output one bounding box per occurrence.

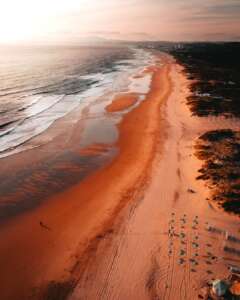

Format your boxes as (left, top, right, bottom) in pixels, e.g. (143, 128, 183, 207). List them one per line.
(212, 279, 228, 297)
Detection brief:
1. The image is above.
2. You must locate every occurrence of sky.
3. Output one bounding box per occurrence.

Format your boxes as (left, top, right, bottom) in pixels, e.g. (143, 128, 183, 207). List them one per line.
(0, 0, 239, 44)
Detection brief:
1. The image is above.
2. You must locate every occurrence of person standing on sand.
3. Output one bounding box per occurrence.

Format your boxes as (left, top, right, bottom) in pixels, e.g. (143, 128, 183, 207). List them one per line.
(39, 221, 51, 230)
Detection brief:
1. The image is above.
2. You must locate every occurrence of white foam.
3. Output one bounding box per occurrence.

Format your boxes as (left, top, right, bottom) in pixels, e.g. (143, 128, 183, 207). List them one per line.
(128, 73, 152, 94)
(24, 95, 64, 117)
(0, 48, 156, 158)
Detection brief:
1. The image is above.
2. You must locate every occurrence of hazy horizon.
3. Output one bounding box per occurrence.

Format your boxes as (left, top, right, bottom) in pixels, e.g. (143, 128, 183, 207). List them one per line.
(0, 0, 239, 45)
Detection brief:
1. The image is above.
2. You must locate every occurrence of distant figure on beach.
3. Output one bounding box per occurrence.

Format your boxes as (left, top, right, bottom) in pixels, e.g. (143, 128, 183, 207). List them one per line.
(39, 221, 51, 231)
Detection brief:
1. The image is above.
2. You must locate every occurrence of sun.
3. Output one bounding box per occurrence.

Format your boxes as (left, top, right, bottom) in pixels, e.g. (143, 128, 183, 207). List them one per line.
(0, 0, 93, 43)
(0, 1, 47, 43)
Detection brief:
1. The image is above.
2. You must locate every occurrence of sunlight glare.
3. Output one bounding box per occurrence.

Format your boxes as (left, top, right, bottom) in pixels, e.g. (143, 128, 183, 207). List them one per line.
(0, 0, 94, 43)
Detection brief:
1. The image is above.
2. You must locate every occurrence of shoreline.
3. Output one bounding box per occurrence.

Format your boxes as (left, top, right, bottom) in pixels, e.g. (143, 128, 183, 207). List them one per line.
(0, 53, 172, 299)
(0, 51, 154, 222)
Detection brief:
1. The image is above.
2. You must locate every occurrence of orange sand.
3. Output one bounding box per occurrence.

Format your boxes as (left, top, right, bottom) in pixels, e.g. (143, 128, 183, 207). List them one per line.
(106, 93, 139, 112)
(0, 55, 172, 299)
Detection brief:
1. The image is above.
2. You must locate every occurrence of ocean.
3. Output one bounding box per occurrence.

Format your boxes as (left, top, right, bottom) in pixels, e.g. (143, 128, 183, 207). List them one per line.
(0, 45, 153, 158)
(0, 44, 155, 220)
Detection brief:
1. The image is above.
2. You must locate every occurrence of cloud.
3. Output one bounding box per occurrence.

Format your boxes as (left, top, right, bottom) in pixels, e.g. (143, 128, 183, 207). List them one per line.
(8, 0, 239, 44)
(127, 32, 154, 38)
(87, 31, 121, 35)
(84, 30, 156, 41)
(180, 1, 240, 22)
(205, 32, 240, 41)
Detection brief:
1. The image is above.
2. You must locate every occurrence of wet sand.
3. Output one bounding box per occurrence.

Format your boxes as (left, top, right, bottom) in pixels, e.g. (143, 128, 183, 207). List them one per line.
(106, 93, 139, 112)
(0, 54, 172, 299)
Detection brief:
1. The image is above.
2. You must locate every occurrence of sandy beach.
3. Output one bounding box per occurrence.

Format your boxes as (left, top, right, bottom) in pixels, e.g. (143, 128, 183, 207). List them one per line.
(0, 53, 172, 299)
(0, 51, 239, 300)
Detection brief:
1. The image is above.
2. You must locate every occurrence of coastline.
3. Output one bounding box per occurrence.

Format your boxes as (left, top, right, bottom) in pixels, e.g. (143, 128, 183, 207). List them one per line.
(0, 53, 172, 299)
(69, 61, 240, 300)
